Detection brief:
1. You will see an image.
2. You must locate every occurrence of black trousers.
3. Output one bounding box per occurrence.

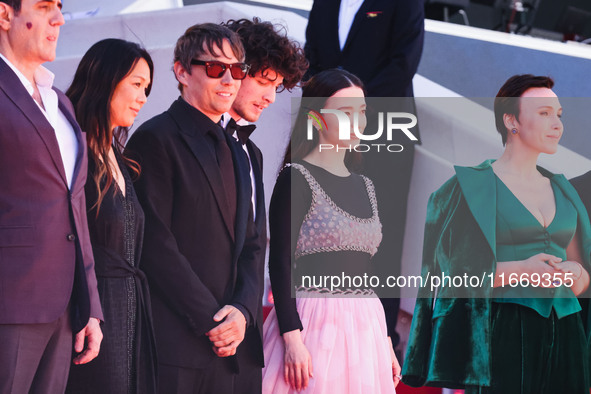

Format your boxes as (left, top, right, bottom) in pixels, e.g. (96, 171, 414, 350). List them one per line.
(233, 325, 262, 394)
(159, 357, 236, 394)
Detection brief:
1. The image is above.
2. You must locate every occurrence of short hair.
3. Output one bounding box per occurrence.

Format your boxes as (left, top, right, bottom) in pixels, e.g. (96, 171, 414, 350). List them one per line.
(173, 23, 245, 92)
(494, 74, 554, 145)
(1, 0, 21, 13)
(223, 18, 308, 91)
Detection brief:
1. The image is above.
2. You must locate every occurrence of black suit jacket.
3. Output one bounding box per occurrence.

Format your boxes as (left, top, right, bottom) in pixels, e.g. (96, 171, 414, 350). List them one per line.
(571, 172, 591, 219)
(305, 0, 424, 97)
(126, 98, 261, 368)
(570, 171, 591, 333)
(0, 57, 102, 332)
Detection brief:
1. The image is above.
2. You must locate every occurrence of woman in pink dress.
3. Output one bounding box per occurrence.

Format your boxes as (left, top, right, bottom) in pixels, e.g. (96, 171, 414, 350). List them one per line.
(262, 69, 400, 393)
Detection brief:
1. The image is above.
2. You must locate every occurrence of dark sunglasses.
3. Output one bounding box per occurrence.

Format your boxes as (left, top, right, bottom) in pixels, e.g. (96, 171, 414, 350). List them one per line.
(190, 60, 250, 80)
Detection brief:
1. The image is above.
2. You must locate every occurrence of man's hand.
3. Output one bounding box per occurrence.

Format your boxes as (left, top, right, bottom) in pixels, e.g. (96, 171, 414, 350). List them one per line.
(205, 305, 246, 357)
(73, 317, 103, 364)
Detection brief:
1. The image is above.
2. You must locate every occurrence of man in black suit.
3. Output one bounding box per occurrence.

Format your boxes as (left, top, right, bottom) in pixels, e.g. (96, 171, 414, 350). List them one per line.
(305, 0, 424, 97)
(305, 0, 425, 351)
(222, 18, 308, 393)
(126, 23, 260, 393)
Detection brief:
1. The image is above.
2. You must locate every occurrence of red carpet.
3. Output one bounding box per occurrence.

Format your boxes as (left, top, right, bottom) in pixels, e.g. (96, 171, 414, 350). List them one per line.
(396, 382, 442, 393)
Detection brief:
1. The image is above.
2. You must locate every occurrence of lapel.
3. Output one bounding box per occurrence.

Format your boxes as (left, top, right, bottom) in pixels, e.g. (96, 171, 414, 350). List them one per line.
(56, 90, 85, 192)
(343, 0, 379, 53)
(454, 160, 497, 259)
(325, 0, 342, 55)
(246, 141, 265, 230)
(169, 99, 235, 240)
(453, 160, 591, 265)
(0, 58, 69, 187)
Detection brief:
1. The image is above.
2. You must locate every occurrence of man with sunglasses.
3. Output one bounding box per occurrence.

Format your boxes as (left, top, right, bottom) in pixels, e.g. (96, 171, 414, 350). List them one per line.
(220, 18, 309, 394)
(126, 23, 261, 393)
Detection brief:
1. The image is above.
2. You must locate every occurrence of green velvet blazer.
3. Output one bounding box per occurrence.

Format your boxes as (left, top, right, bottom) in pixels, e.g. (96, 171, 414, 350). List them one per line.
(402, 160, 591, 389)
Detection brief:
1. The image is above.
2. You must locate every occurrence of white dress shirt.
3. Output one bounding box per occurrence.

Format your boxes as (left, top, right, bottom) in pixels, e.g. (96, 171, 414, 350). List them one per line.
(0, 53, 78, 189)
(338, 0, 365, 50)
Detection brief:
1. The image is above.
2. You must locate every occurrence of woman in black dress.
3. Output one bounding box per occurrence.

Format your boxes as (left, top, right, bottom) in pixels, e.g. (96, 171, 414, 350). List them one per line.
(262, 69, 400, 393)
(65, 39, 157, 394)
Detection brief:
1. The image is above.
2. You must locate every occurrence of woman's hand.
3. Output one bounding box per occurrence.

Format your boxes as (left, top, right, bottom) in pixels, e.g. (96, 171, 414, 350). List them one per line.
(521, 253, 562, 277)
(495, 253, 562, 287)
(549, 260, 589, 295)
(549, 260, 582, 277)
(388, 336, 402, 387)
(282, 329, 313, 391)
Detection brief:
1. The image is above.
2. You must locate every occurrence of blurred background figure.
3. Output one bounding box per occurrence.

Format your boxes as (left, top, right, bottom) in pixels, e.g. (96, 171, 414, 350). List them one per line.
(305, 0, 424, 98)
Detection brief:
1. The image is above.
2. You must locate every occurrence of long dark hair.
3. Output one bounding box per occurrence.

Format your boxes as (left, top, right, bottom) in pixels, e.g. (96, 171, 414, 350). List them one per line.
(282, 68, 365, 170)
(67, 38, 153, 214)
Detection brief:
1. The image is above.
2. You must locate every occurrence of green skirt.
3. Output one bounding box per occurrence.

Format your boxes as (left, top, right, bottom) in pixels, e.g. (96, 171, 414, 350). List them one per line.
(465, 302, 589, 394)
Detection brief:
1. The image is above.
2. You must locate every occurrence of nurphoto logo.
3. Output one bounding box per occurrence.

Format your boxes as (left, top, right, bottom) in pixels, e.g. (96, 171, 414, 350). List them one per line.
(307, 109, 419, 153)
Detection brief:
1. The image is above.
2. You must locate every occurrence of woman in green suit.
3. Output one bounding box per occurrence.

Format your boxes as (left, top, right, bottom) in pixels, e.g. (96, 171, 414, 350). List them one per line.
(403, 74, 591, 393)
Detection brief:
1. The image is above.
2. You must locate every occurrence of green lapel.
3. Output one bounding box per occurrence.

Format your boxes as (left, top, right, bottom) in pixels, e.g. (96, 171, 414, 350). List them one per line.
(454, 160, 497, 259)
(454, 160, 591, 268)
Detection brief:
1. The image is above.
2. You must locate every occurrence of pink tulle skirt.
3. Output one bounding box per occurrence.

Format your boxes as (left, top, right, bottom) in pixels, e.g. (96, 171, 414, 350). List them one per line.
(262, 293, 396, 393)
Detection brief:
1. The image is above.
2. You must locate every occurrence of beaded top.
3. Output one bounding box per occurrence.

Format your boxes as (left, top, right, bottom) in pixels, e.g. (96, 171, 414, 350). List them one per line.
(291, 163, 382, 260)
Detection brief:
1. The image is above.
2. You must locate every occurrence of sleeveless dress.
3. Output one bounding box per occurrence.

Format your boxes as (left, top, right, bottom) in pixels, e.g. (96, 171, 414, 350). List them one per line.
(66, 149, 157, 394)
(464, 175, 589, 393)
(262, 162, 396, 394)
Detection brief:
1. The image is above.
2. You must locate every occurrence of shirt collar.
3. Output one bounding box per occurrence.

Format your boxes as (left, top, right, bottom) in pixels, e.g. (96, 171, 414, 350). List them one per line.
(221, 112, 250, 127)
(0, 53, 55, 96)
(220, 112, 231, 128)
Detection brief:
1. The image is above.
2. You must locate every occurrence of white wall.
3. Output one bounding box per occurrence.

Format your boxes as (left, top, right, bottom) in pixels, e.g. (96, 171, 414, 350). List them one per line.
(61, 0, 183, 19)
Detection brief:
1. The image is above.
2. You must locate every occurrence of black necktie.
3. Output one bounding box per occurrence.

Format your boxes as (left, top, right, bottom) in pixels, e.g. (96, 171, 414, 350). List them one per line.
(225, 118, 252, 174)
(210, 125, 236, 222)
(226, 118, 257, 145)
